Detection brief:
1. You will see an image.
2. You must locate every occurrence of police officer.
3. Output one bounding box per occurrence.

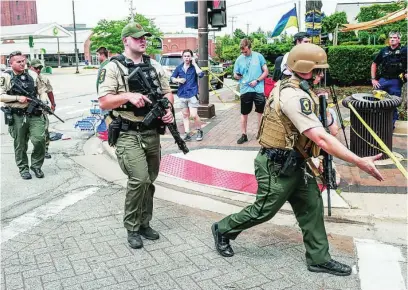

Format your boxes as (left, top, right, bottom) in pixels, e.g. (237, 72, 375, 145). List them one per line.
(211, 43, 384, 276)
(96, 46, 110, 92)
(29, 59, 56, 159)
(98, 22, 174, 249)
(0, 51, 47, 179)
(371, 31, 407, 126)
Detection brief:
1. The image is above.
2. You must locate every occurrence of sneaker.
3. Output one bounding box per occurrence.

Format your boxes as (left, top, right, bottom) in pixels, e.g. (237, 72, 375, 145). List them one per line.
(44, 151, 51, 159)
(196, 129, 203, 141)
(308, 259, 352, 276)
(183, 133, 192, 141)
(237, 134, 248, 144)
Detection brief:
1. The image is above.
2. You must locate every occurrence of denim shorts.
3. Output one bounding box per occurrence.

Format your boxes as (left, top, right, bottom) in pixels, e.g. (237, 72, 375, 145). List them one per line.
(179, 96, 199, 109)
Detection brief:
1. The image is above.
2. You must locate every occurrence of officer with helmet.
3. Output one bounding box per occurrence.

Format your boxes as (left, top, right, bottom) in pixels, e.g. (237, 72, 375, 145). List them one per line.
(211, 43, 384, 276)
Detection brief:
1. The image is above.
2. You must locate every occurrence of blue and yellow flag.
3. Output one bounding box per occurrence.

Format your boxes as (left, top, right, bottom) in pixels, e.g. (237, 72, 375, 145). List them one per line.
(271, 7, 298, 37)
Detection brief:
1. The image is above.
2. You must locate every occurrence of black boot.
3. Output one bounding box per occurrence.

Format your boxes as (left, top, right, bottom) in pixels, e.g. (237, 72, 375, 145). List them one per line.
(127, 230, 143, 249)
(30, 167, 44, 178)
(20, 171, 32, 180)
(139, 226, 160, 240)
(211, 223, 234, 257)
(44, 151, 51, 159)
(308, 259, 352, 276)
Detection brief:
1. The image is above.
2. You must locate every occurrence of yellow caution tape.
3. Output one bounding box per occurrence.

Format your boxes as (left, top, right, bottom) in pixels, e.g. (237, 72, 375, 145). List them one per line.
(208, 70, 241, 97)
(348, 103, 408, 179)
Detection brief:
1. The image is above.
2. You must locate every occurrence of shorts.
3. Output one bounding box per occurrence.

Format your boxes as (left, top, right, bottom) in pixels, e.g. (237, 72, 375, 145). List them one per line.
(179, 96, 199, 109)
(240, 92, 266, 115)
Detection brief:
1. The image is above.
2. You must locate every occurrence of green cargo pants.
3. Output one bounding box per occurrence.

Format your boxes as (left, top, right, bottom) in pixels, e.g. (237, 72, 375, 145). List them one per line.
(44, 114, 50, 152)
(217, 151, 331, 265)
(115, 129, 160, 232)
(8, 113, 46, 173)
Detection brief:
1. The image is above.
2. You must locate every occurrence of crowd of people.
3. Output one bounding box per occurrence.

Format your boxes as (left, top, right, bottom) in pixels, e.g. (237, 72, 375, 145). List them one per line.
(1, 22, 405, 277)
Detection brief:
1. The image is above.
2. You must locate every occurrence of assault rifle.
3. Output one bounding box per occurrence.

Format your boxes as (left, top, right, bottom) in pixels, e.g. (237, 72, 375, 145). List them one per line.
(319, 94, 337, 217)
(11, 80, 64, 123)
(128, 67, 189, 154)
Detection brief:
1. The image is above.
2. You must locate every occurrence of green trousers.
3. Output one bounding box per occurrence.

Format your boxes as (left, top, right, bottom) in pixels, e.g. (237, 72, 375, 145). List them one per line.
(8, 114, 46, 173)
(217, 151, 331, 265)
(115, 129, 160, 232)
(44, 114, 50, 152)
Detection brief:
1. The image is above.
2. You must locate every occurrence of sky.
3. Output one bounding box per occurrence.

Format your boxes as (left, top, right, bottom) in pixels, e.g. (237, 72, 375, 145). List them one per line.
(35, 0, 387, 36)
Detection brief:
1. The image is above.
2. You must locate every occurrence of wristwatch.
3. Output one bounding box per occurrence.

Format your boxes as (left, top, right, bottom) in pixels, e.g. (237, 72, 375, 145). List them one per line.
(256, 79, 260, 84)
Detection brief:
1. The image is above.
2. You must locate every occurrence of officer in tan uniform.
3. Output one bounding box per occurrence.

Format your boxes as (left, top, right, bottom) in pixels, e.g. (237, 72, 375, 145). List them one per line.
(0, 51, 48, 179)
(29, 59, 56, 159)
(211, 43, 384, 276)
(98, 22, 174, 249)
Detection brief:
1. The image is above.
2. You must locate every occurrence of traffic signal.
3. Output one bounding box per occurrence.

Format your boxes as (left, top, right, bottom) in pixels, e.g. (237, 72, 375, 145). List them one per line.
(185, 0, 198, 29)
(208, 0, 227, 28)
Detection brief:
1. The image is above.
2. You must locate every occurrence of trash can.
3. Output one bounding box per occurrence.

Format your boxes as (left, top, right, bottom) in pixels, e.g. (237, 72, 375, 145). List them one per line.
(342, 93, 402, 160)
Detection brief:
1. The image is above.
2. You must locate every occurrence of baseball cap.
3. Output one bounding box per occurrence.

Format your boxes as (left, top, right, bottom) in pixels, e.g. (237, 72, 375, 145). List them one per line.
(121, 22, 152, 38)
(30, 59, 43, 68)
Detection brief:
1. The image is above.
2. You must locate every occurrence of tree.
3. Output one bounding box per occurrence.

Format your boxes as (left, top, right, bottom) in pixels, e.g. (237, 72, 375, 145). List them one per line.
(233, 28, 246, 40)
(321, 12, 356, 44)
(90, 14, 163, 55)
(356, 2, 407, 45)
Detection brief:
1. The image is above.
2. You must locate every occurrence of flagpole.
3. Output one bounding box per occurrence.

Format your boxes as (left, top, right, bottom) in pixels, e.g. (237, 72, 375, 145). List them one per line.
(294, 3, 299, 31)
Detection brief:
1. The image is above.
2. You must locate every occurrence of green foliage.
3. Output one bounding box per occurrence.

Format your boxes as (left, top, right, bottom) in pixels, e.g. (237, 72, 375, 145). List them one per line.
(327, 45, 383, 85)
(356, 2, 407, 44)
(90, 14, 163, 55)
(233, 28, 246, 39)
(321, 12, 356, 44)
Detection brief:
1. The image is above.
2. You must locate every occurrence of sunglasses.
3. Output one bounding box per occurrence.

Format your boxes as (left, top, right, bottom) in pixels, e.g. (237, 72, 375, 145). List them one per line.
(9, 51, 22, 58)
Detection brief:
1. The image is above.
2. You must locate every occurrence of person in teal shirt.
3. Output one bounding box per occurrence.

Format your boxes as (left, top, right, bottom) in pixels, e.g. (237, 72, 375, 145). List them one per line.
(234, 38, 269, 144)
(96, 46, 110, 92)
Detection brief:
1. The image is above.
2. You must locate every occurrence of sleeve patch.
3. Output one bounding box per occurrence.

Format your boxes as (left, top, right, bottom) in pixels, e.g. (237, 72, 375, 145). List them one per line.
(300, 98, 312, 115)
(0, 77, 5, 86)
(98, 69, 106, 84)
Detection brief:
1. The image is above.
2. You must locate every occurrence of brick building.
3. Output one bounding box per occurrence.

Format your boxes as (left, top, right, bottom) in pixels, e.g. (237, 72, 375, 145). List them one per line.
(162, 34, 216, 57)
(1, 0, 38, 26)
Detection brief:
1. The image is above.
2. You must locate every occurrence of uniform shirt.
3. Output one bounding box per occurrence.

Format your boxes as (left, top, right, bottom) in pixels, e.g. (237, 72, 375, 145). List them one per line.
(0, 69, 47, 109)
(280, 76, 323, 134)
(37, 74, 53, 102)
(171, 63, 204, 98)
(373, 45, 407, 79)
(96, 59, 110, 92)
(234, 51, 266, 94)
(98, 53, 171, 122)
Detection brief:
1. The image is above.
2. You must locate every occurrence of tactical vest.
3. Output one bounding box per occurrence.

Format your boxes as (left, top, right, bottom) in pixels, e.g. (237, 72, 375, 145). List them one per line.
(380, 46, 405, 79)
(110, 54, 163, 117)
(257, 78, 321, 157)
(6, 70, 36, 102)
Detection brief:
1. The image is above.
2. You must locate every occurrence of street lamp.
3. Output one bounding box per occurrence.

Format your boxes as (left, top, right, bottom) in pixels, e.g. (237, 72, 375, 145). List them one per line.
(72, 0, 79, 74)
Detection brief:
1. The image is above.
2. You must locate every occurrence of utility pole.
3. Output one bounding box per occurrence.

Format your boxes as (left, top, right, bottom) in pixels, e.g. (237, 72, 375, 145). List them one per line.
(198, 0, 215, 118)
(72, 0, 79, 74)
(229, 16, 237, 35)
(298, 0, 302, 31)
(127, 0, 135, 21)
(246, 22, 250, 36)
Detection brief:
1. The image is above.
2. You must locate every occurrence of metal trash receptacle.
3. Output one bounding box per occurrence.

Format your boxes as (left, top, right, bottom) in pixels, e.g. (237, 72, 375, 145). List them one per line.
(342, 93, 401, 160)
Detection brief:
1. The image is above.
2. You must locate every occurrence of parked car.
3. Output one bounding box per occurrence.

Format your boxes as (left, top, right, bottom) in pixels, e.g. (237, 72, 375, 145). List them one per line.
(159, 52, 224, 92)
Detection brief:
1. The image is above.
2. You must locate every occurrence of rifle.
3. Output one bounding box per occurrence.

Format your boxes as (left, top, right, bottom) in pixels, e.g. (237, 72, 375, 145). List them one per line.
(319, 94, 337, 217)
(10, 80, 64, 123)
(128, 67, 189, 154)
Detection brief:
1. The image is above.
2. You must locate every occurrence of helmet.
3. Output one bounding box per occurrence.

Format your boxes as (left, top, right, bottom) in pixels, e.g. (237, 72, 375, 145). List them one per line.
(287, 43, 329, 74)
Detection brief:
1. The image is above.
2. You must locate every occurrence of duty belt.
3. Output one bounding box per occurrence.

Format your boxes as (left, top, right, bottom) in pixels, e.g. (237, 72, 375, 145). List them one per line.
(9, 107, 43, 117)
(260, 147, 303, 163)
(121, 118, 149, 132)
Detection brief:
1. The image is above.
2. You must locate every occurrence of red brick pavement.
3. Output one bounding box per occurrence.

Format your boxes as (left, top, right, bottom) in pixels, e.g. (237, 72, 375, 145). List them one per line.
(161, 94, 407, 194)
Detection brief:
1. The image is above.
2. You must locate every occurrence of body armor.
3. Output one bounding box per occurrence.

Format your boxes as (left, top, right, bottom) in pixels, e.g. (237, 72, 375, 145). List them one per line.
(6, 70, 36, 101)
(257, 78, 321, 157)
(110, 54, 163, 117)
(380, 45, 406, 79)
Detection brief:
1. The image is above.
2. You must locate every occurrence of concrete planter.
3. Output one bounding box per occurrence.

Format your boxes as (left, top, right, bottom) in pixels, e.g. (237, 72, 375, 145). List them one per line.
(394, 120, 407, 135)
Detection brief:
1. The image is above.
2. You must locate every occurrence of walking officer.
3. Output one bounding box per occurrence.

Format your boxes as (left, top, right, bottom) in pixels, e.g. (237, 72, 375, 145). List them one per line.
(211, 43, 384, 276)
(0, 51, 48, 179)
(98, 22, 174, 249)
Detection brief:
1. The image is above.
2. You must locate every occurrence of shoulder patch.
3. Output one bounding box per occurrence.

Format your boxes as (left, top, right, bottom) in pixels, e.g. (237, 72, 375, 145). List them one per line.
(300, 98, 312, 115)
(0, 77, 5, 86)
(98, 69, 106, 84)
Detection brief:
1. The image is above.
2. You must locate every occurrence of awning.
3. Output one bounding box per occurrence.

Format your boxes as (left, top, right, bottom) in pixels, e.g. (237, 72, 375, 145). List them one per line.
(339, 8, 407, 32)
(0, 23, 71, 41)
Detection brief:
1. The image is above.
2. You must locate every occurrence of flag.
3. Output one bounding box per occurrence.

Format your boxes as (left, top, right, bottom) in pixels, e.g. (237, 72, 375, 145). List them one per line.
(271, 7, 298, 37)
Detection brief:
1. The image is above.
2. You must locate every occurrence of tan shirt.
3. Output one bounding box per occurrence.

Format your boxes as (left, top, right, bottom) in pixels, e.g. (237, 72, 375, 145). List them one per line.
(0, 69, 47, 108)
(280, 78, 322, 134)
(37, 74, 53, 95)
(98, 53, 171, 122)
